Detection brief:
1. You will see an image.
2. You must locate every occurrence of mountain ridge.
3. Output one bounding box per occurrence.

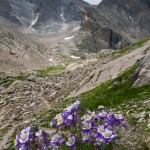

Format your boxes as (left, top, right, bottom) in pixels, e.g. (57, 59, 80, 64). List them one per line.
(76, 0, 150, 53)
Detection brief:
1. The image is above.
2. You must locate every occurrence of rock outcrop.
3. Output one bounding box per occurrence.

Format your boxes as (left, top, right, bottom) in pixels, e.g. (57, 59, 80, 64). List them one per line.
(133, 49, 150, 87)
(68, 40, 150, 98)
(76, 0, 150, 53)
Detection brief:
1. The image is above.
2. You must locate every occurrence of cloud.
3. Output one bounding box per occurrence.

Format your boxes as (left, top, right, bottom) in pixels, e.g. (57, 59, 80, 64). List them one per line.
(83, 0, 102, 5)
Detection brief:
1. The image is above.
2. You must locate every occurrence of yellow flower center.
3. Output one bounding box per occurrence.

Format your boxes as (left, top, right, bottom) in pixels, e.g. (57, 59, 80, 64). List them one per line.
(115, 114, 119, 119)
(87, 115, 91, 121)
(84, 135, 89, 139)
(100, 128, 104, 132)
(57, 118, 63, 124)
(69, 138, 73, 144)
(23, 135, 27, 141)
(85, 124, 89, 129)
(14, 139, 16, 144)
(105, 131, 110, 137)
(53, 136, 58, 141)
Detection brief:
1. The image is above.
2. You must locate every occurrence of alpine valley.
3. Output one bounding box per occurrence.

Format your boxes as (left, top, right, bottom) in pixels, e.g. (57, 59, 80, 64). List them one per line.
(0, 0, 150, 149)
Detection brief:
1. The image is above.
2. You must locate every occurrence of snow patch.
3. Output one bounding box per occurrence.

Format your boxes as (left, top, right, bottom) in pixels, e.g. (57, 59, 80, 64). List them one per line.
(48, 58, 53, 62)
(73, 26, 80, 32)
(30, 13, 39, 29)
(128, 13, 133, 21)
(129, 15, 132, 20)
(70, 55, 81, 59)
(65, 36, 74, 40)
(60, 12, 65, 23)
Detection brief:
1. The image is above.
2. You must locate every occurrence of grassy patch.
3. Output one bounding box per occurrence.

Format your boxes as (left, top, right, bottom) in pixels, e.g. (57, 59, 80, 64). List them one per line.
(117, 37, 150, 55)
(0, 75, 29, 88)
(36, 66, 65, 76)
(78, 64, 150, 110)
(0, 128, 9, 140)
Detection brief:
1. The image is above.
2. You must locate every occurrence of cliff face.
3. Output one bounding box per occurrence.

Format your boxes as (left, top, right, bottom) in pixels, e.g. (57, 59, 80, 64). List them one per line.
(33, 0, 62, 29)
(64, 0, 92, 22)
(0, 0, 91, 32)
(0, 0, 21, 26)
(0, 0, 43, 27)
(76, 0, 150, 53)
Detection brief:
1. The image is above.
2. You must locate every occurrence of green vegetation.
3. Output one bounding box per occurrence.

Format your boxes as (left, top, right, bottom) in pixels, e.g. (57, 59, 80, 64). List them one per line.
(36, 66, 65, 76)
(0, 128, 9, 140)
(117, 37, 150, 55)
(0, 75, 29, 88)
(37, 65, 144, 128)
(79, 64, 150, 110)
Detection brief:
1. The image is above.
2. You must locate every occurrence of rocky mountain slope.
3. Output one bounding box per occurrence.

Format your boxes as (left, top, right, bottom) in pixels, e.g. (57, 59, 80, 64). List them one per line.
(0, 0, 92, 33)
(0, 39, 150, 149)
(0, 24, 57, 76)
(0, 0, 41, 27)
(69, 38, 150, 98)
(0, 38, 149, 128)
(0, 1, 150, 149)
(76, 0, 150, 53)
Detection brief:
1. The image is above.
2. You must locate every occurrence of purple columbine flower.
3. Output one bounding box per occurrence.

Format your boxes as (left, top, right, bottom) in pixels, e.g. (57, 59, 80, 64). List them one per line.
(72, 101, 80, 110)
(82, 122, 92, 133)
(82, 132, 92, 143)
(95, 136, 105, 146)
(64, 104, 74, 113)
(64, 101, 80, 113)
(82, 114, 93, 123)
(82, 111, 96, 124)
(50, 134, 64, 149)
(56, 114, 64, 126)
(65, 114, 75, 126)
(96, 110, 108, 120)
(95, 125, 116, 144)
(35, 129, 49, 150)
(107, 113, 126, 126)
(101, 129, 116, 142)
(114, 114, 126, 125)
(97, 125, 105, 134)
(14, 134, 20, 148)
(19, 134, 30, 144)
(51, 117, 57, 128)
(66, 135, 76, 150)
(51, 113, 65, 128)
(15, 127, 32, 150)
(20, 127, 31, 136)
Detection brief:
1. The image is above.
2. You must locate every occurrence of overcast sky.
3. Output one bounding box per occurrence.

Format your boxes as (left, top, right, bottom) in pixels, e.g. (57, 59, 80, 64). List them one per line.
(83, 0, 102, 5)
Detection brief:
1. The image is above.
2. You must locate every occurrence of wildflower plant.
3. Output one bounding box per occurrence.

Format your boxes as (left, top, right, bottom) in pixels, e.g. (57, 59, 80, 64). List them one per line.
(14, 100, 126, 150)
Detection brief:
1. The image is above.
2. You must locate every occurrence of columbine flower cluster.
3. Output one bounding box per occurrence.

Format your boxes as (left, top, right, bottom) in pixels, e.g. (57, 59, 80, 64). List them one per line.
(14, 101, 126, 150)
(81, 110, 126, 148)
(51, 101, 80, 129)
